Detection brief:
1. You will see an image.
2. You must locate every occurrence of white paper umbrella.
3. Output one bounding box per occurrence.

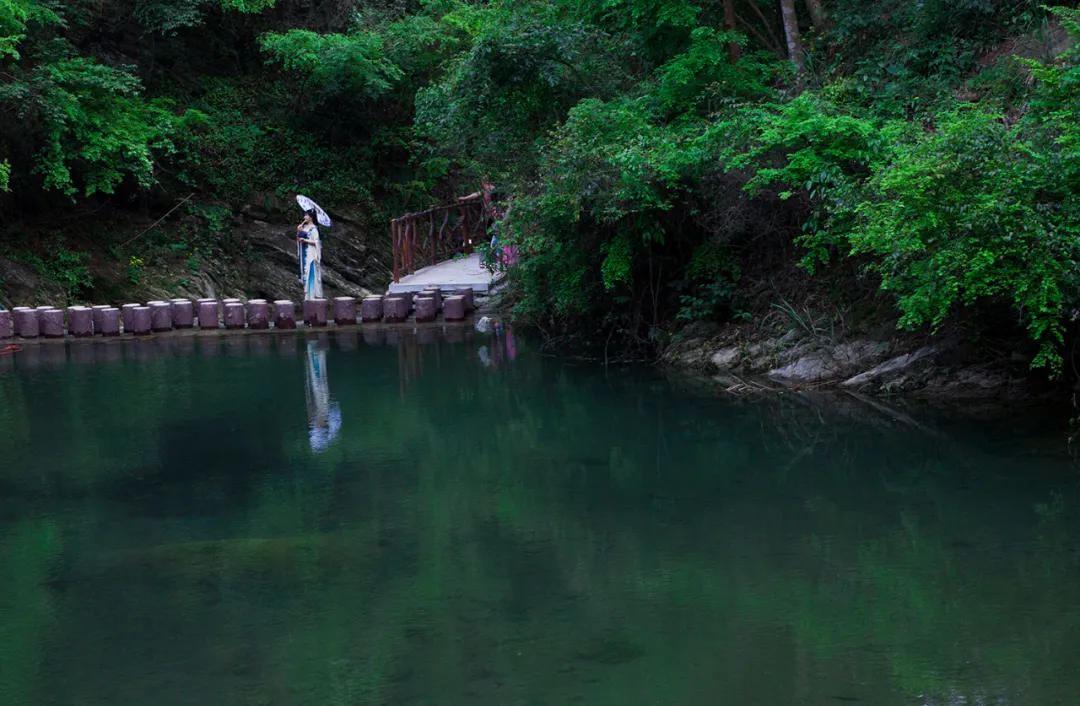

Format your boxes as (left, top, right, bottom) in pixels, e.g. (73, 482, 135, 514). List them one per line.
(296, 194, 332, 227)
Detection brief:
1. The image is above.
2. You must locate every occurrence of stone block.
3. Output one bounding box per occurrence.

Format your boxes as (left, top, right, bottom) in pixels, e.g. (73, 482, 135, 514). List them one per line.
(453, 287, 475, 312)
(444, 295, 467, 322)
(12, 307, 35, 338)
(361, 296, 383, 322)
(303, 299, 328, 327)
(0, 309, 9, 339)
(333, 297, 357, 326)
(41, 308, 65, 338)
(172, 300, 194, 329)
(224, 302, 245, 329)
(122, 304, 140, 333)
(149, 302, 173, 332)
(91, 305, 111, 333)
(68, 306, 94, 337)
(198, 300, 219, 329)
(247, 299, 270, 330)
(99, 308, 121, 336)
(274, 301, 296, 329)
(131, 307, 152, 335)
(421, 289, 443, 311)
(415, 296, 437, 323)
(384, 297, 409, 323)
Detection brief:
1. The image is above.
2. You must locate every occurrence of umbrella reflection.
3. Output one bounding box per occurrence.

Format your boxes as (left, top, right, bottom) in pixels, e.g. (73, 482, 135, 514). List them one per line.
(305, 339, 341, 452)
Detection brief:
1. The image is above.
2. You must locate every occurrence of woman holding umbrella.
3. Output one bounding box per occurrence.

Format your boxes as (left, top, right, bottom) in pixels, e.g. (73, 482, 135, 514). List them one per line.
(296, 195, 331, 300)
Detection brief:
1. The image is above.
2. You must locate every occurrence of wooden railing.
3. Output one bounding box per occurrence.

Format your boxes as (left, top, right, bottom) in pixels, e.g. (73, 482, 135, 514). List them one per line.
(392, 196, 489, 283)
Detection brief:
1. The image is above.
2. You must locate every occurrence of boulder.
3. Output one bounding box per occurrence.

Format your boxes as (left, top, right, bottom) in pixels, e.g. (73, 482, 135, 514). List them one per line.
(709, 347, 741, 370)
(768, 339, 890, 384)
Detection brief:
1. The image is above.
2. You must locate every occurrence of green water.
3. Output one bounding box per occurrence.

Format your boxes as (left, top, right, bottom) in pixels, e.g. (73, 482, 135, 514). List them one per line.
(1, 330, 1078, 706)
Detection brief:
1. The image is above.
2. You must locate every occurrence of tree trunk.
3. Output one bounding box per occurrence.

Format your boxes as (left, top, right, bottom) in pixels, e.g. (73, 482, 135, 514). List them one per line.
(804, 0, 826, 28)
(779, 0, 804, 74)
(724, 0, 741, 62)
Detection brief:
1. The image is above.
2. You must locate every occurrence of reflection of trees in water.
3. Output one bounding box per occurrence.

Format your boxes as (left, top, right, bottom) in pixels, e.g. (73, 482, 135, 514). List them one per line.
(0, 347, 1078, 704)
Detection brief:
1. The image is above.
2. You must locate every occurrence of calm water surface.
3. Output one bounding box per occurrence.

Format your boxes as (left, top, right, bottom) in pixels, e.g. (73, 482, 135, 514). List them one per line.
(1, 330, 1078, 706)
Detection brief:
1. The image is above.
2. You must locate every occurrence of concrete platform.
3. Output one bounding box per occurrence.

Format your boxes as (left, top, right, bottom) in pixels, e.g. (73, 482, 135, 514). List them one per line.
(387, 253, 503, 295)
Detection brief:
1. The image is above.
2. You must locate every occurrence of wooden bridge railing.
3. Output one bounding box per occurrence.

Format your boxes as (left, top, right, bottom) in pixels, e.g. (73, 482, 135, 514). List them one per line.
(392, 196, 489, 283)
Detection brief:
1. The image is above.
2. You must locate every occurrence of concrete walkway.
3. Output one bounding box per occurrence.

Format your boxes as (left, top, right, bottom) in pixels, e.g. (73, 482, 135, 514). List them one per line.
(387, 253, 503, 294)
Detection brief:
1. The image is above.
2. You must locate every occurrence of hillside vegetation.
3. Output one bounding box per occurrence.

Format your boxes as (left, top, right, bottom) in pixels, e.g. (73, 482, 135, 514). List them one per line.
(3, 0, 1080, 370)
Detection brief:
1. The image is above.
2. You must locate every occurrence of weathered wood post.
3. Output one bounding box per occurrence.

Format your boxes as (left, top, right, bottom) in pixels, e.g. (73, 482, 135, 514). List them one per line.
(303, 298, 328, 327)
(99, 308, 121, 336)
(361, 296, 384, 322)
(172, 299, 194, 329)
(122, 304, 140, 333)
(274, 301, 296, 329)
(91, 305, 111, 333)
(198, 300, 219, 329)
(41, 308, 65, 338)
(131, 306, 152, 334)
(333, 297, 357, 326)
(0, 309, 10, 338)
(384, 297, 409, 323)
(247, 299, 270, 330)
(415, 296, 437, 323)
(444, 295, 467, 322)
(453, 287, 475, 312)
(68, 306, 94, 337)
(224, 302, 245, 329)
(150, 302, 173, 332)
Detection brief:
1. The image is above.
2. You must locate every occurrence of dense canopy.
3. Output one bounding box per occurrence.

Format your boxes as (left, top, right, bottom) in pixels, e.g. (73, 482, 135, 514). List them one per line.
(2, 0, 1080, 366)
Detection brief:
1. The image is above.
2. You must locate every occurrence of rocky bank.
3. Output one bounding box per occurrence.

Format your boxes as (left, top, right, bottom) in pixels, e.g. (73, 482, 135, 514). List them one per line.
(0, 201, 391, 309)
(662, 322, 1051, 402)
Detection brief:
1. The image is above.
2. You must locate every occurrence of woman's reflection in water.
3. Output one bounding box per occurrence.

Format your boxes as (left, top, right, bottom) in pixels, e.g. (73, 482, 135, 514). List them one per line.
(305, 339, 341, 452)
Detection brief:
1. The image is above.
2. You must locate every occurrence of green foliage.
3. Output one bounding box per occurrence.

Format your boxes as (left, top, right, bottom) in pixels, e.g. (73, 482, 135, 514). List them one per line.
(601, 232, 634, 290)
(176, 80, 377, 208)
(134, 0, 276, 32)
(653, 28, 772, 114)
(259, 29, 403, 99)
(3, 0, 1080, 369)
(0, 0, 58, 58)
(127, 255, 144, 285)
(20, 238, 92, 299)
(0, 38, 184, 197)
(705, 9, 1080, 370)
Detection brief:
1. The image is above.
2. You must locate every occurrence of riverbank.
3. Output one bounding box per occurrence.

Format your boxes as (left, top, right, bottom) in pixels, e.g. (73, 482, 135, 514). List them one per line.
(661, 318, 1063, 404)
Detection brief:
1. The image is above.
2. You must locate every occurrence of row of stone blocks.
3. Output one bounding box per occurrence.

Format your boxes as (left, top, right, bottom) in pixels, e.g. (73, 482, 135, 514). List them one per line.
(0, 305, 122, 339)
(377, 287, 475, 324)
(0, 288, 476, 338)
